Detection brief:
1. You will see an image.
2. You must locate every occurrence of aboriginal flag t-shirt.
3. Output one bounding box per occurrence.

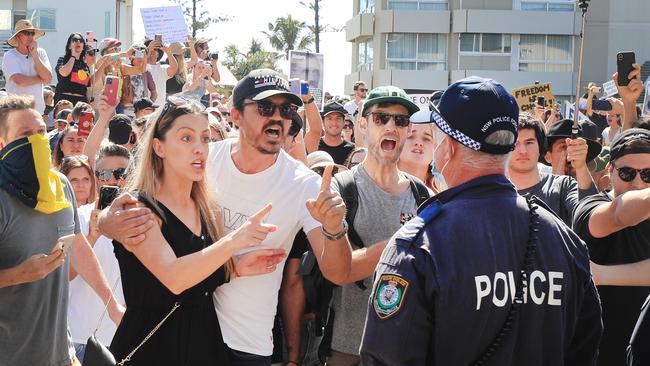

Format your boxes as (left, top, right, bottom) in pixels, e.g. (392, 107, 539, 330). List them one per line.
(55, 56, 91, 97)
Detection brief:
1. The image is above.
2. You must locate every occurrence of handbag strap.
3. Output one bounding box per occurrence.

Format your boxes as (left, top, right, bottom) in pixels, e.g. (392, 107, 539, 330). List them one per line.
(471, 195, 540, 366)
(93, 275, 122, 335)
(117, 301, 180, 366)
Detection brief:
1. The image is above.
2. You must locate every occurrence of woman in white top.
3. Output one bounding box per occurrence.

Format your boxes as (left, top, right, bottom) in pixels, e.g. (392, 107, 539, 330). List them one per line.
(601, 112, 622, 146)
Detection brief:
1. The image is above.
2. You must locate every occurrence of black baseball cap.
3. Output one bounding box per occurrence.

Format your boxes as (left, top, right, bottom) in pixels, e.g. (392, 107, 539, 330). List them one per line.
(232, 68, 303, 107)
(108, 114, 133, 145)
(321, 102, 347, 118)
(411, 76, 519, 155)
(609, 128, 650, 161)
(134, 97, 159, 113)
(543, 119, 602, 165)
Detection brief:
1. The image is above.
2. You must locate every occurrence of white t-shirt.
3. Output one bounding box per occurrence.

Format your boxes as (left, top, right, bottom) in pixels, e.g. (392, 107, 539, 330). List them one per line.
(601, 127, 621, 146)
(344, 99, 360, 115)
(147, 63, 171, 105)
(67, 203, 124, 345)
(1, 48, 51, 114)
(207, 139, 321, 356)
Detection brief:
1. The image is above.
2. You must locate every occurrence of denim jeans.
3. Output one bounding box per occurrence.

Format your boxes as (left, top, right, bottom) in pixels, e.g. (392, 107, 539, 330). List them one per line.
(73, 342, 86, 363)
(227, 346, 272, 366)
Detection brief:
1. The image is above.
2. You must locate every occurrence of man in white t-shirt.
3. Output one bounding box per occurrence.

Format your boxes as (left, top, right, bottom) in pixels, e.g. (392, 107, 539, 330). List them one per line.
(343, 81, 368, 116)
(144, 39, 178, 105)
(1, 20, 52, 114)
(97, 68, 353, 366)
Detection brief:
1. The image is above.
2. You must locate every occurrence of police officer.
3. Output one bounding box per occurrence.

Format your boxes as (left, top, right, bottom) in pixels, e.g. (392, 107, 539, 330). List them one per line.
(359, 77, 603, 366)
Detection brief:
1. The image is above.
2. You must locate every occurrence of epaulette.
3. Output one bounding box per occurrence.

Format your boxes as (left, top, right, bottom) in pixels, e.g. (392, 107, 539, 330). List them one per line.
(394, 200, 443, 246)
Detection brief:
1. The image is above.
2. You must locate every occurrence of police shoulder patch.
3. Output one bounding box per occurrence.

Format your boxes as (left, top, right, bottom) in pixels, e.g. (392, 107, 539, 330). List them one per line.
(373, 274, 409, 319)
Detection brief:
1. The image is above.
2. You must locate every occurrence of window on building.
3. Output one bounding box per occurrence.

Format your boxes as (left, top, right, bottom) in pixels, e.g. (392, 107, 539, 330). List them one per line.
(386, 33, 447, 71)
(521, 1, 575, 12)
(12, 10, 25, 30)
(519, 34, 572, 72)
(460, 33, 511, 54)
(360, 0, 375, 13)
(28, 9, 56, 31)
(105, 11, 111, 38)
(387, 0, 448, 10)
(358, 41, 374, 71)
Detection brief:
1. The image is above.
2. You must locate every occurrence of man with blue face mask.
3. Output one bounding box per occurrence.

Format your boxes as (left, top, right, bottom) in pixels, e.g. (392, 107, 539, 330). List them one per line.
(0, 95, 123, 366)
(360, 76, 602, 365)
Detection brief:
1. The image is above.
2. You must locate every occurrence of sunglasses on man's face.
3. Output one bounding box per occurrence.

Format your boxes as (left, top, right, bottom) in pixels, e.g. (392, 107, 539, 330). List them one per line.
(243, 100, 298, 120)
(613, 163, 650, 183)
(21, 31, 36, 36)
(96, 168, 127, 181)
(367, 112, 411, 128)
(358, 88, 368, 92)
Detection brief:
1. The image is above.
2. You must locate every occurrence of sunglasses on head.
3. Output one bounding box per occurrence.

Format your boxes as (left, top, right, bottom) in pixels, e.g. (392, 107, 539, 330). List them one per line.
(612, 163, 650, 183)
(62, 155, 89, 164)
(367, 111, 411, 128)
(243, 100, 298, 120)
(21, 30, 36, 36)
(96, 168, 127, 181)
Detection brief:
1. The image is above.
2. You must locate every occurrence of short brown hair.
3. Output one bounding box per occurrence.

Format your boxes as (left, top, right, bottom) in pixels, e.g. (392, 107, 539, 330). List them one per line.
(0, 95, 36, 139)
(353, 81, 366, 90)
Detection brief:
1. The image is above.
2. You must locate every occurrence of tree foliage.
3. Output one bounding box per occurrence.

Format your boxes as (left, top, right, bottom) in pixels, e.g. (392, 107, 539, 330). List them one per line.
(222, 39, 281, 80)
(262, 14, 314, 59)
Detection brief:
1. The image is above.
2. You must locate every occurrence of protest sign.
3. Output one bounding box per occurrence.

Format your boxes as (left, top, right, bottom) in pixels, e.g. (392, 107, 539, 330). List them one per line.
(409, 94, 433, 111)
(511, 83, 555, 112)
(140, 6, 189, 44)
(602, 80, 618, 98)
(289, 51, 325, 109)
(564, 100, 589, 122)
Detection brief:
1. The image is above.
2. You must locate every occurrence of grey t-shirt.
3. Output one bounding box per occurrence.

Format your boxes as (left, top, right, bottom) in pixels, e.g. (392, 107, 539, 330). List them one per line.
(517, 173, 596, 228)
(0, 172, 80, 366)
(330, 165, 418, 355)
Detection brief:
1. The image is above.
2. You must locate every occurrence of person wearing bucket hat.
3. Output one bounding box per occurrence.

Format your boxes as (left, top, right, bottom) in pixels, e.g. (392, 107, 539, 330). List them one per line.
(1, 19, 52, 115)
(573, 128, 650, 365)
(361, 76, 602, 365)
(505, 113, 597, 227)
(318, 101, 355, 165)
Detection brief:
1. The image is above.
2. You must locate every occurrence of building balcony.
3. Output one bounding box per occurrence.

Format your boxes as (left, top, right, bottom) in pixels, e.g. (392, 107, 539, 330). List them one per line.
(345, 69, 449, 94)
(374, 9, 451, 34)
(346, 13, 375, 42)
(452, 9, 580, 35)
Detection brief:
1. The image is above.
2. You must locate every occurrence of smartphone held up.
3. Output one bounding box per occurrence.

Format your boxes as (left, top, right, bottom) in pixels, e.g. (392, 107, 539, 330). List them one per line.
(616, 51, 635, 86)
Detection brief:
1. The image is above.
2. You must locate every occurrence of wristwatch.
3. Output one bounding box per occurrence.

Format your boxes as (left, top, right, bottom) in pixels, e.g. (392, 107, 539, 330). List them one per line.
(305, 96, 315, 104)
(321, 220, 348, 241)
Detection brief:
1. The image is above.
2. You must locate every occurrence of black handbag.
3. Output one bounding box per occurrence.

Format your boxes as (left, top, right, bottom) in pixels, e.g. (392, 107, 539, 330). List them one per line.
(83, 334, 117, 366)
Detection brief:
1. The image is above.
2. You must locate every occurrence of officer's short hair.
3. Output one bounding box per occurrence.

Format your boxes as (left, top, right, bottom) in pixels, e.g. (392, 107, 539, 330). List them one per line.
(518, 112, 547, 157)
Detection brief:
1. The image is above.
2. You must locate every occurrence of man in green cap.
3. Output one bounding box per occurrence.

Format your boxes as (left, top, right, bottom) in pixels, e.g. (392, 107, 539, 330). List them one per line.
(322, 85, 430, 365)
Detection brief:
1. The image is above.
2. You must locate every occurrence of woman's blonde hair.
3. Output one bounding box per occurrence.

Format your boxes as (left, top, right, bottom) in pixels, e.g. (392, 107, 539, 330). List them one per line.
(125, 102, 235, 279)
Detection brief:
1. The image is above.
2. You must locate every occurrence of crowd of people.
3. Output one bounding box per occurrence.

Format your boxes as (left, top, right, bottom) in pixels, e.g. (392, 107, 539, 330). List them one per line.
(0, 18, 649, 366)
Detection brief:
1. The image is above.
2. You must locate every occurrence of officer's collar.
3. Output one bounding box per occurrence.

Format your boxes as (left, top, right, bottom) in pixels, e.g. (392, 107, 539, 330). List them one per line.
(417, 174, 515, 213)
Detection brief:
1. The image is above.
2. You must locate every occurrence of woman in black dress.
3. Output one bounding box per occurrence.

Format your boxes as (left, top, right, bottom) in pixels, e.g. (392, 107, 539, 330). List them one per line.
(54, 33, 91, 105)
(110, 101, 285, 365)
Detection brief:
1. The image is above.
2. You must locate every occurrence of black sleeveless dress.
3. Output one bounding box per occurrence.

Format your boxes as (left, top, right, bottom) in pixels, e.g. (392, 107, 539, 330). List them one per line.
(110, 199, 229, 365)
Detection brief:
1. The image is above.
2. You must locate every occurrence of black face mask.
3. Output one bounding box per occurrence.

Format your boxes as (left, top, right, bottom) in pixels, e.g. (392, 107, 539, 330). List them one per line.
(0, 135, 71, 213)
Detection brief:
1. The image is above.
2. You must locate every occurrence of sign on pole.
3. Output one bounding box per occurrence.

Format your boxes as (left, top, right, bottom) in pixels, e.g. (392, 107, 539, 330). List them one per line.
(511, 83, 555, 112)
(140, 6, 189, 44)
(408, 94, 432, 111)
(289, 51, 325, 110)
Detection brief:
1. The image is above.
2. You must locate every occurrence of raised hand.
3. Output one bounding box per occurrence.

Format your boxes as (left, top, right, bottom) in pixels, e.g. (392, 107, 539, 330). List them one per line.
(228, 203, 278, 250)
(613, 63, 643, 103)
(234, 248, 286, 276)
(565, 137, 589, 170)
(306, 165, 346, 234)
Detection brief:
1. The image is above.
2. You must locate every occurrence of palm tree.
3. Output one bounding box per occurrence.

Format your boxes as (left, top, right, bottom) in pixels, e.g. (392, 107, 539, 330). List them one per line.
(222, 39, 281, 80)
(263, 14, 314, 59)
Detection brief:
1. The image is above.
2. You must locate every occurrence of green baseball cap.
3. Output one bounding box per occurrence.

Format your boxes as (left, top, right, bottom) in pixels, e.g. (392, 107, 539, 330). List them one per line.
(360, 86, 420, 117)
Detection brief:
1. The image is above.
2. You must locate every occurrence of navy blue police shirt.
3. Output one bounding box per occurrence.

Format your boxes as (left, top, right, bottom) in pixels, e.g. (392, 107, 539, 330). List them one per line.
(360, 174, 602, 366)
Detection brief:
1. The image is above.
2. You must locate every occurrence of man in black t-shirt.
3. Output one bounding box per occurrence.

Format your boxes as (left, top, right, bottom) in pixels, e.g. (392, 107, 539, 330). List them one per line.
(508, 114, 597, 227)
(318, 102, 355, 165)
(573, 128, 650, 365)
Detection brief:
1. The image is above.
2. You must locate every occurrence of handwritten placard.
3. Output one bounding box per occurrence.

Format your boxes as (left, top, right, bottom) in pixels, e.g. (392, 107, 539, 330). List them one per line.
(140, 6, 189, 44)
(602, 80, 618, 98)
(511, 83, 555, 112)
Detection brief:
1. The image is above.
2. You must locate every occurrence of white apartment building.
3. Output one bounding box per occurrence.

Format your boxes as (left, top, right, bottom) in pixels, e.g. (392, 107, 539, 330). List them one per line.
(344, 0, 650, 100)
(0, 0, 134, 85)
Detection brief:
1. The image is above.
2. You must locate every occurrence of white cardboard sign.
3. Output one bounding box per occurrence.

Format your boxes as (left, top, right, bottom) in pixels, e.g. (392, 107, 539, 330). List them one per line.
(140, 6, 189, 44)
(602, 80, 618, 98)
